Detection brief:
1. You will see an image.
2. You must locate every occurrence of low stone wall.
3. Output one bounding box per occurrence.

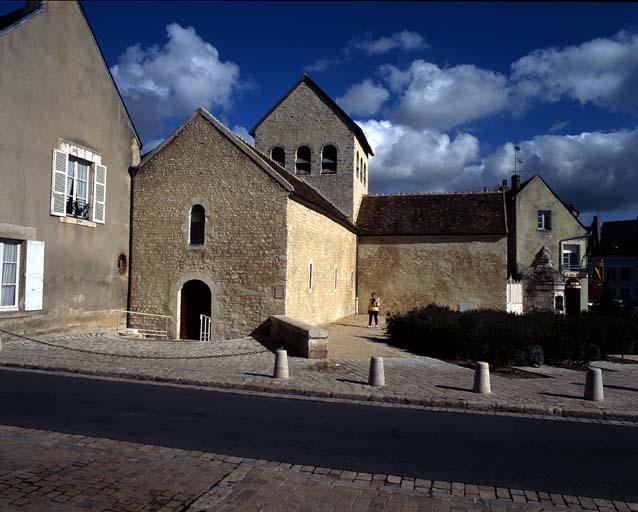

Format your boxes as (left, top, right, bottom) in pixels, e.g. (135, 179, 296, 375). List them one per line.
(270, 315, 328, 359)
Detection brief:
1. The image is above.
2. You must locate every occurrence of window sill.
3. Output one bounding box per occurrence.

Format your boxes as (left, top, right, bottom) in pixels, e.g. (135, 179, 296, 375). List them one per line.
(0, 307, 19, 313)
(60, 216, 96, 228)
(189, 244, 205, 250)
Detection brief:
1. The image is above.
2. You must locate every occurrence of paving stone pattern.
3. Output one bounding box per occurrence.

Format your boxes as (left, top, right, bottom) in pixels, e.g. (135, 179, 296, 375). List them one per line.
(1, 315, 638, 423)
(1, 425, 637, 512)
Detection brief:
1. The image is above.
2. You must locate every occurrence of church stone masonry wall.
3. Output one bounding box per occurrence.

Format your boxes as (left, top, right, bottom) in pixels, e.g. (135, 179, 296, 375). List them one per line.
(285, 199, 357, 325)
(130, 115, 288, 340)
(253, 81, 364, 221)
(357, 236, 508, 314)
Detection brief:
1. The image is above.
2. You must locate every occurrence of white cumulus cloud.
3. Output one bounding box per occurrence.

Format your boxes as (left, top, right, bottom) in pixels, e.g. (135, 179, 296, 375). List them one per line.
(511, 31, 638, 112)
(382, 60, 510, 131)
(478, 129, 638, 213)
(111, 23, 242, 141)
(346, 30, 429, 56)
(359, 120, 481, 192)
(336, 80, 390, 116)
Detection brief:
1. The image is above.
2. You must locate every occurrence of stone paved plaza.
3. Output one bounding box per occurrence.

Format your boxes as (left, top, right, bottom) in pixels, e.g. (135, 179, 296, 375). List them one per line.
(1, 425, 637, 512)
(1, 315, 637, 422)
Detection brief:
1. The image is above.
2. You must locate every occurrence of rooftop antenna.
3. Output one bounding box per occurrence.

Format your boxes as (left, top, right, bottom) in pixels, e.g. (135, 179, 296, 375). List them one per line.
(513, 144, 523, 176)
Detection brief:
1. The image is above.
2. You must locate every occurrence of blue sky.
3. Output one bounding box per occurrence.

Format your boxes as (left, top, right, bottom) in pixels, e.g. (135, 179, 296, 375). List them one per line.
(5, 1, 638, 224)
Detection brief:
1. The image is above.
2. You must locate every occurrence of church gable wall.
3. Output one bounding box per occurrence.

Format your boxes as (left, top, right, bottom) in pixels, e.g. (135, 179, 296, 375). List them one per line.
(130, 115, 289, 339)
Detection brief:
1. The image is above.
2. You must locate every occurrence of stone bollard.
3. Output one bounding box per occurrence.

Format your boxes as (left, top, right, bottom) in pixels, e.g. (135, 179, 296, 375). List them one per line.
(273, 348, 289, 379)
(473, 361, 491, 394)
(368, 356, 385, 386)
(584, 367, 604, 401)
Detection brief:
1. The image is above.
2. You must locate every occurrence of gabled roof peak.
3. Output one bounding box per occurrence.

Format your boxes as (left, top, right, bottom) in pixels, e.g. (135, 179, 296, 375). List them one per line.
(250, 74, 374, 156)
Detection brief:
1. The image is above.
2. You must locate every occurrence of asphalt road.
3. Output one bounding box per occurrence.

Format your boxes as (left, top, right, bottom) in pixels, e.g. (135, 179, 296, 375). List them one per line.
(1, 368, 637, 501)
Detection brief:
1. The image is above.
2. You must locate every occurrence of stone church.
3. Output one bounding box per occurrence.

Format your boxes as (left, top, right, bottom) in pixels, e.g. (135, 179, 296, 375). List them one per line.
(130, 76, 509, 340)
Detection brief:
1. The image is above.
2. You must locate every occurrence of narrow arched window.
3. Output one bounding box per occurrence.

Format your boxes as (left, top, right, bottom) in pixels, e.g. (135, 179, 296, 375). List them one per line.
(363, 162, 367, 186)
(271, 146, 285, 168)
(356, 151, 360, 179)
(296, 146, 311, 175)
(308, 261, 313, 291)
(190, 204, 205, 245)
(334, 267, 338, 290)
(321, 145, 337, 174)
(359, 156, 363, 181)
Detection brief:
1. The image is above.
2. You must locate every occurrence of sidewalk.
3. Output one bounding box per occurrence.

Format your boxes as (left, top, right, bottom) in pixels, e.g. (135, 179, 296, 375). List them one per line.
(2, 425, 637, 512)
(1, 315, 637, 423)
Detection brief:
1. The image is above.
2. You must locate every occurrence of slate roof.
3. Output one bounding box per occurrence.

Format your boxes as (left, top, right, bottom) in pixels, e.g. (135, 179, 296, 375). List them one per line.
(0, 1, 43, 31)
(356, 192, 508, 237)
(249, 74, 374, 156)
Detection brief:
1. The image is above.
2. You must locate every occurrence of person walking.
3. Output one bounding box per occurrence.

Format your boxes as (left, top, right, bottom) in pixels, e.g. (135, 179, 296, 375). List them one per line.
(367, 292, 380, 328)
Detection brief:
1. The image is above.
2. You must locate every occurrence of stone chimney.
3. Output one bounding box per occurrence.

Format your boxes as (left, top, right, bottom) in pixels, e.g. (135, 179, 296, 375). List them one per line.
(511, 174, 521, 192)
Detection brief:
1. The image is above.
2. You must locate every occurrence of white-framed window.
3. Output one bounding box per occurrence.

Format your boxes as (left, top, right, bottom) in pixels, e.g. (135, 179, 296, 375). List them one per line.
(537, 210, 552, 230)
(51, 147, 107, 224)
(308, 260, 313, 291)
(66, 157, 91, 219)
(1, 241, 20, 310)
(334, 267, 338, 290)
(562, 244, 580, 271)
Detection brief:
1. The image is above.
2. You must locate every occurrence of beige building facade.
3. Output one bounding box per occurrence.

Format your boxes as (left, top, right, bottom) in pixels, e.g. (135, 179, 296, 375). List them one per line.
(508, 175, 588, 312)
(0, 1, 140, 334)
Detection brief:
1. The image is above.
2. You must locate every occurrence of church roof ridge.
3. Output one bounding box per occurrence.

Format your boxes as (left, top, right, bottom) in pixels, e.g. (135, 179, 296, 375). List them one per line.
(366, 190, 503, 197)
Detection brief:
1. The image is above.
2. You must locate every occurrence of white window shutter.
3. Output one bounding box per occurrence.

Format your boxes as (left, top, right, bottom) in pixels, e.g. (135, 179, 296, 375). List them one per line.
(25, 240, 45, 311)
(93, 163, 107, 224)
(51, 149, 68, 216)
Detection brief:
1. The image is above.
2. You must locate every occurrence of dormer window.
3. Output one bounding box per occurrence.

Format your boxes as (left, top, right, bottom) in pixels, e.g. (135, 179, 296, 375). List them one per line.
(296, 146, 311, 175)
(271, 146, 285, 168)
(321, 145, 337, 174)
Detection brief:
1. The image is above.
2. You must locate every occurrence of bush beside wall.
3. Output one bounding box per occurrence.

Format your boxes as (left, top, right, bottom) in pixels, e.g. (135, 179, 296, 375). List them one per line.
(385, 306, 638, 368)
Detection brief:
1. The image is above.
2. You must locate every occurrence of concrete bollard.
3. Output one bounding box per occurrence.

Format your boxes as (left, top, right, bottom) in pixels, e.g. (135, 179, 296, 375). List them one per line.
(584, 367, 604, 401)
(368, 356, 385, 386)
(473, 361, 491, 394)
(273, 348, 289, 379)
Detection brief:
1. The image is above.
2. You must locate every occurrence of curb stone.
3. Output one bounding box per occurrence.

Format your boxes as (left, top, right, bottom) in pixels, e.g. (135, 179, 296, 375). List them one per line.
(1, 361, 636, 424)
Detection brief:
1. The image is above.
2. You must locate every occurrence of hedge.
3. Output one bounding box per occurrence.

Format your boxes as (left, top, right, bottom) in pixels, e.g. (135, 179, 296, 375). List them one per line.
(385, 306, 638, 368)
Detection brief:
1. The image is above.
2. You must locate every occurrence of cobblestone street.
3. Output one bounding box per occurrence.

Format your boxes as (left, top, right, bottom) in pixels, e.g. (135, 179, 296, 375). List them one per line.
(2, 425, 637, 512)
(1, 315, 637, 422)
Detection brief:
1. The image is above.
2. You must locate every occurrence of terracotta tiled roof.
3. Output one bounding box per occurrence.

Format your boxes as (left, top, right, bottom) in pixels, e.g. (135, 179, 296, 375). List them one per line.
(356, 192, 507, 237)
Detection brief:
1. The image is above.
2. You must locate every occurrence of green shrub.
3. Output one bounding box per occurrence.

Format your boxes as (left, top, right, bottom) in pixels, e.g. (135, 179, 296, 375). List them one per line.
(385, 306, 637, 368)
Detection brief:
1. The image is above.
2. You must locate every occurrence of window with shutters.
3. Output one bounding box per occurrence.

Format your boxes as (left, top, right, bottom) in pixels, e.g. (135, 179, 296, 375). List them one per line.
(189, 205, 206, 246)
(51, 146, 107, 225)
(0, 240, 20, 310)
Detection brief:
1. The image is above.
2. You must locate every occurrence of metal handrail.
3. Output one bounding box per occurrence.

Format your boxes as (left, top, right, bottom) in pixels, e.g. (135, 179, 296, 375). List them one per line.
(111, 310, 172, 339)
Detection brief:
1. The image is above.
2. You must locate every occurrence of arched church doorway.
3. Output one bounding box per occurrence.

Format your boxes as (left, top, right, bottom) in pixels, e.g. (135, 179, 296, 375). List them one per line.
(180, 280, 211, 340)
